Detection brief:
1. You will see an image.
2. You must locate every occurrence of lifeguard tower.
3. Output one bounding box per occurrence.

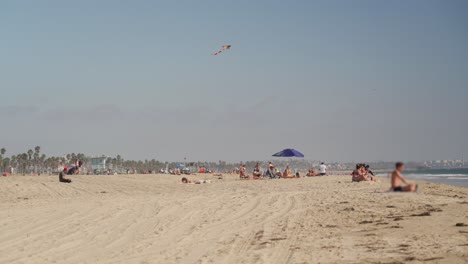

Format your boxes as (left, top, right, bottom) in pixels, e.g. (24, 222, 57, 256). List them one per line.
(90, 156, 109, 174)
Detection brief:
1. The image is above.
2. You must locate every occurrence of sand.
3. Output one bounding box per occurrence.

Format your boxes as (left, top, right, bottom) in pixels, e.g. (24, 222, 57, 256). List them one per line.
(0, 174, 467, 264)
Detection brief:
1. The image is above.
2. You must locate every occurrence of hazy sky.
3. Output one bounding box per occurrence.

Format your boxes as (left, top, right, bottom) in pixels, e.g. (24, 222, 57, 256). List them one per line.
(1, 0, 467, 162)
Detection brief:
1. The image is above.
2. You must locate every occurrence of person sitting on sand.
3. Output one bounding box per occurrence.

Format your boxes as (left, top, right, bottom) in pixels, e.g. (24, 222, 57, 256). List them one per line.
(274, 167, 282, 178)
(282, 165, 295, 178)
(253, 163, 262, 179)
(351, 164, 363, 182)
(59, 160, 83, 183)
(307, 168, 316, 177)
(264, 162, 275, 178)
(239, 164, 248, 179)
(265, 167, 274, 178)
(391, 162, 417, 192)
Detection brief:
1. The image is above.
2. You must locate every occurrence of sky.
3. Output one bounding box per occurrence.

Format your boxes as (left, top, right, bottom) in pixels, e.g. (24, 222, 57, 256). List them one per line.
(1, 0, 467, 162)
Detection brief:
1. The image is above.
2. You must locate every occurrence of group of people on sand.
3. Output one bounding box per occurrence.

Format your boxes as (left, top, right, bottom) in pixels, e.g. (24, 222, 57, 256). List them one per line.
(351, 163, 376, 182)
(262, 162, 298, 179)
(265, 162, 281, 178)
(57, 158, 417, 193)
(240, 163, 273, 179)
(59, 159, 83, 183)
(240, 162, 280, 179)
(241, 162, 328, 179)
(351, 162, 417, 192)
(306, 162, 327, 176)
(237, 161, 417, 193)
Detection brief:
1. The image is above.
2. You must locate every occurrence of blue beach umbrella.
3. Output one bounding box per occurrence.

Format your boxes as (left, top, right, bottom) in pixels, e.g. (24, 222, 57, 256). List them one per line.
(272, 149, 304, 158)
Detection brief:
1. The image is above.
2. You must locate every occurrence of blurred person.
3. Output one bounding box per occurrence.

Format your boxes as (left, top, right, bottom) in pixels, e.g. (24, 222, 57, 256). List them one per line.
(391, 162, 417, 192)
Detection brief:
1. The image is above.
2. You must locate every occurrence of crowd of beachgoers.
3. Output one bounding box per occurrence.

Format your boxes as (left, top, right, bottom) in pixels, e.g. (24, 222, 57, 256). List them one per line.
(175, 161, 419, 192)
(237, 161, 328, 179)
(0, 155, 418, 193)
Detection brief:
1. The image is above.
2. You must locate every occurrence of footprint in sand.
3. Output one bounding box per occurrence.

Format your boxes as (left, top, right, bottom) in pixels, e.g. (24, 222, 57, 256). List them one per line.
(375, 222, 389, 225)
(410, 212, 431, 217)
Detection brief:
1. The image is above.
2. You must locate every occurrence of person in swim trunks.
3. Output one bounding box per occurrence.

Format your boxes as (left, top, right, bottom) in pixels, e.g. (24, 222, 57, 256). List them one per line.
(391, 162, 417, 192)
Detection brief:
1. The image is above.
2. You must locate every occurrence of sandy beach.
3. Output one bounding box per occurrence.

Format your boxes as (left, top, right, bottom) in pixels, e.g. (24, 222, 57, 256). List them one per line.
(0, 174, 467, 264)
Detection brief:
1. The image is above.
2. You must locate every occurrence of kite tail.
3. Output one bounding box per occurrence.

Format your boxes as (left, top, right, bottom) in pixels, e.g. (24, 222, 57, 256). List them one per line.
(213, 49, 224, 56)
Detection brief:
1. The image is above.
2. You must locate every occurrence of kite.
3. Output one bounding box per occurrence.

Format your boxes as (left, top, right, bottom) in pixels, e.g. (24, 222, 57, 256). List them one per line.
(213, 45, 231, 56)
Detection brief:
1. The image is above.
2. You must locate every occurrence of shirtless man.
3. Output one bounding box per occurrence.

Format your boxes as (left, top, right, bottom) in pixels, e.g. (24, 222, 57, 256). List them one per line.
(391, 162, 417, 192)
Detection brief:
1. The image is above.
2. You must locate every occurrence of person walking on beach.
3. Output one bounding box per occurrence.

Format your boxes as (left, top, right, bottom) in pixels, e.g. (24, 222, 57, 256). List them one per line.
(319, 162, 327, 176)
(390, 162, 417, 192)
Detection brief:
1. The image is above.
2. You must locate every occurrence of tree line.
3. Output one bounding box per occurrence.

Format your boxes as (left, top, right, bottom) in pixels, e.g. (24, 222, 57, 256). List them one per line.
(5, 146, 390, 175)
(0, 146, 263, 175)
(0, 146, 88, 175)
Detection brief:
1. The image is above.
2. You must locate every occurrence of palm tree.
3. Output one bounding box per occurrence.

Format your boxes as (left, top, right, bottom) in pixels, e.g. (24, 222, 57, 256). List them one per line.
(77, 153, 86, 162)
(20, 153, 29, 174)
(2, 157, 10, 173)
(34, 146, 41, 174)
(26, 149, 33, 173)
(40, 154, 46, 174)
(10, 155, 16, 172)
(27, 149, 33, 161)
